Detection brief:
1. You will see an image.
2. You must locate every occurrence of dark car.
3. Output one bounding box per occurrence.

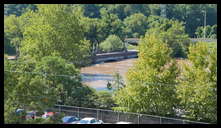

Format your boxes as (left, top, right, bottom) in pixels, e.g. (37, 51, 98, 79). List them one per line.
(62, 116, 80, 124)
(15, 109, 26, 119)
(26, 111, 36, 119)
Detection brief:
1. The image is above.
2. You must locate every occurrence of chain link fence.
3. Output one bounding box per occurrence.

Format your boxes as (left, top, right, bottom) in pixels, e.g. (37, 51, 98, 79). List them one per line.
(52, 104, 209, 124)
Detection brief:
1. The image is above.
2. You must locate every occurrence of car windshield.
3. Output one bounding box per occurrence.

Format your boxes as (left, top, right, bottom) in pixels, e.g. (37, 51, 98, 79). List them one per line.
(79, 120, 90, 124)
(62, 117, 76, 122)
(62, 117, 71, 122)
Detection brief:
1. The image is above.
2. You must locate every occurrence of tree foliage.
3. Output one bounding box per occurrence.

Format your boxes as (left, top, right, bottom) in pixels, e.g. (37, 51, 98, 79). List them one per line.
(176, 42, 217, 122)
(4, 15, 23, 55)
(20, 4, 90, 67)
(4, 4, 37, 16)
(100, 35, 125, 53)
(195, 25, 217, 38)
(146, 17, 191, 58)
(4, 4, 217, 56)
(94, 91, 115, 109)
(4, 57, 57, 123)
(113, 34, 179, 116)
(99, 8, 124, 39)
(123, 13, 148, 38)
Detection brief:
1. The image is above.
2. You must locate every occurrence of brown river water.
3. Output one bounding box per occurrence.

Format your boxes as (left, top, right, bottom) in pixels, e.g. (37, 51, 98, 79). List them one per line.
(80, 58, 137, 91)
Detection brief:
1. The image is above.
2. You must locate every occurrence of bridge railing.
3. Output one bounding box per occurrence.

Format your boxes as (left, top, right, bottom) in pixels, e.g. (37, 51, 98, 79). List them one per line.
(125, 38, 217, 45)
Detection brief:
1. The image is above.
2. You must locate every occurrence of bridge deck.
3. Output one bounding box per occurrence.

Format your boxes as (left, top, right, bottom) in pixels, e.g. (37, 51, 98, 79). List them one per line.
(93, 50, 138, 63)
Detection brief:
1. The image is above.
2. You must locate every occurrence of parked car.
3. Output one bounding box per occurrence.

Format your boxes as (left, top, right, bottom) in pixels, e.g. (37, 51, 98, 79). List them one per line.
(26, 111, 41, 120)
(15, 109, 26, 119)
(26, 111, 36, 119)
(116, 121, 132, 124)
(42, 112, 56, 119)
(77, 117, 103, 124)
(62, 116, 80, 124)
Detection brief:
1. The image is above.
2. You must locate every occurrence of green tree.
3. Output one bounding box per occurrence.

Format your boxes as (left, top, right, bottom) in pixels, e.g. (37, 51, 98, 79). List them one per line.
(176, 42, 217, 123)
(4, 55, 97, 123)
(109, 72, 125, 91)
(101, 4, 150, 20)
(81, 4, 101, 18)
(79, 16, 107, 54)
(33, 56, 81, 105)
(100, 8, 124, 39)
(148, 4, 161, 16)
(4, 35, 16, 55)
(146, 17, 191, 58)
(99, 35, 125, 53)
(123, 13, 148, 38)
(95, 91, 115, 109)
(4, 4, 37, 16)
(195, 25, 217, 38)
(4, 57, 58, 123)
(20, 4, 90, 67)
(113, 34, 179, 116)
(4, 15, 23, 56)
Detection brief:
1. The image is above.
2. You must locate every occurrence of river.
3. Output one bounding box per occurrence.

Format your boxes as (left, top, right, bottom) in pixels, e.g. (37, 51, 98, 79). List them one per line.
(80, 58, 137, 91)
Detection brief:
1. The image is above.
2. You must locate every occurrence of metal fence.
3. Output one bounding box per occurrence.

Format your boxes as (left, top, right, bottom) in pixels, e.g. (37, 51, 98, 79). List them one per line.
(52, 104, 209, 124)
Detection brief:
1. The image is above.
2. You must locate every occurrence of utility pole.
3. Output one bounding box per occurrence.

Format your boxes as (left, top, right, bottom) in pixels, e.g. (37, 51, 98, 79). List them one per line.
(203, 10, 207, 39)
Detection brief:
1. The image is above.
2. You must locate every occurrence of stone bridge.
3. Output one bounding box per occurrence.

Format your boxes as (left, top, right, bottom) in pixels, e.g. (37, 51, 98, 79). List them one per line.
(92, 50, 138, 63)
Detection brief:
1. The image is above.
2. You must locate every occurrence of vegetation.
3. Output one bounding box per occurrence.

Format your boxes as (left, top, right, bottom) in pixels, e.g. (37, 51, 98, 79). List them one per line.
(20, 5, 91, 67)
(4, 4, 37, 16)
(4, 4, 217, 55)
(99, 35, 125, 53)
(176, 42, 217, 122)
(95, 91, 115, 109)
(146, 17, 191, 58)
(123, 13, 148, 38)
(4, 4, 217, 123)
(113, 34, 179, 116)
(4, 15, 23, 56)
(195, 25, 217, 38)
(107, 72, 125, 91)
(127, 44, 138, 50)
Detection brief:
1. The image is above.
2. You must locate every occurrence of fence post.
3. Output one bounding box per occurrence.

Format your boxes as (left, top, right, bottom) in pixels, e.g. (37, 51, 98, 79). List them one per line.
(117, 112, 120, 122)
(160, 117, 162, 124)
(138, 114, 140, 124)
(183, 120, 185, 124)
(97, 109, 99, 120)
(59, 105, 61, 113)
(78, 107, 79, 118)
(100, 110, 102, 121)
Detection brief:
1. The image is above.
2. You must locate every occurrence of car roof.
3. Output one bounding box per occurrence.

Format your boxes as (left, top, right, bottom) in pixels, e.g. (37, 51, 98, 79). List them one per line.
(81, 117, 95, 120)
(17, 109, 24, 111)
(27, 111, 36, 113)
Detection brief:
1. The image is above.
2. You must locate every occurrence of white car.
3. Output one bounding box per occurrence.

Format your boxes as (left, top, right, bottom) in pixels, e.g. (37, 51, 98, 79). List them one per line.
(116, 121, 132, 124)
(77, 117, 103, 124)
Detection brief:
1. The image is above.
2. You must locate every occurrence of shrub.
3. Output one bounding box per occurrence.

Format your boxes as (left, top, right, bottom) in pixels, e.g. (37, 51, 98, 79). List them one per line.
(99, 35, 124, 52)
